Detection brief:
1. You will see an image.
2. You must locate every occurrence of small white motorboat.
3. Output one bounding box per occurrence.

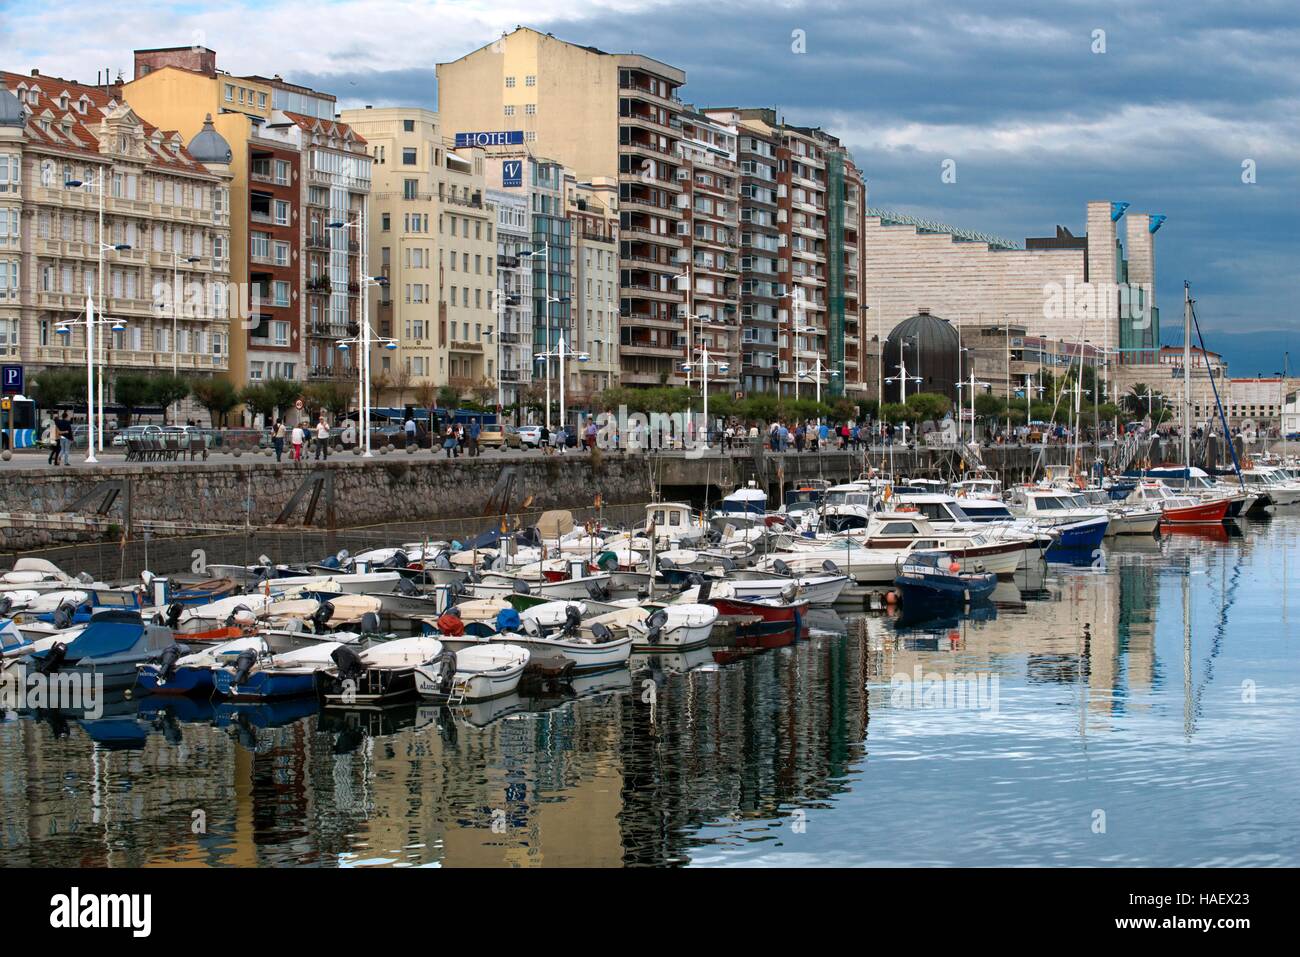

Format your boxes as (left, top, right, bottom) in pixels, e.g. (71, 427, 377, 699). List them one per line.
(414, 643, 530, 702)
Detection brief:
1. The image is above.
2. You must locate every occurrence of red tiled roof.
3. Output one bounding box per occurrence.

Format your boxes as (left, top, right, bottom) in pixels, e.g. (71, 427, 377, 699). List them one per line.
(1, 70, 219, 176)
(280, 110, 367, 146)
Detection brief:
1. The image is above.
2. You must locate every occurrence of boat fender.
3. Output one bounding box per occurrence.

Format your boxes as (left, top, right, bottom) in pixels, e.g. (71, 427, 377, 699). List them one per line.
(331, 645, 365, 682)
(231, 649, 258, 687)
(949, 561, 961, 574)
(155, 644, 183, 683)
(644, 609, 669, 644)
(36, 641, 67, 675)
(885, 591, 897, 605)
(311, 601, 336, 631)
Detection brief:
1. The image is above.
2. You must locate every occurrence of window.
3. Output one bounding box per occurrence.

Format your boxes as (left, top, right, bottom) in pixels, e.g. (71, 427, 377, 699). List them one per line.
(505, 76, 516, 88)
(403, 119, 415, 132)
(274, 200, 291, 226)
(273, 280, 290, 306)
(403, 179, 419, 200)
(381, 213, 390, 231)
(273, 241, 290, 266)
(274, 160, 291, 185)
(525, 104, 536, 115)
(402, 148, 417, 165)
(504, 105, 515, 117)
(258, 92, 267, 109)
(271, 321, 289, 347)
(250, 231, 270, 260)
(525, 75, 536, 87)
(225, 85, 234, 102)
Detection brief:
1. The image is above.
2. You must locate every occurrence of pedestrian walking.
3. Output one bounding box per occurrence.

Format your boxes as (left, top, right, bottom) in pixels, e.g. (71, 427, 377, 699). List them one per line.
(314, 415, 330, 460)
(272, 420, 286, 462)
(290, 423, 304, 461)
(404, 415, 417, 448)
(539, 424, 551, 454)
(55, 413, 73, 465)
(442, 426, 456, 459)
(43, 418, 59, 465)
(468, 418, 481, 457)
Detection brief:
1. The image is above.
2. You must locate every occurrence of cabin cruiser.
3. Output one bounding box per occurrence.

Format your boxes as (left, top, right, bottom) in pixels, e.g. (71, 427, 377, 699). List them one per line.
(1006, 488, 1111, 549)
(1137, 466, 1256, 517)
(1238, 467, 1300, 507)
(1125, 481, 1230, 524)
(1073, 488, 1162, 536)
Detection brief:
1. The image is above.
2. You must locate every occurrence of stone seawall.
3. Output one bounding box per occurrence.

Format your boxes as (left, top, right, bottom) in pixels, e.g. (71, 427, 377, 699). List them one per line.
(0, 452, 654, 550)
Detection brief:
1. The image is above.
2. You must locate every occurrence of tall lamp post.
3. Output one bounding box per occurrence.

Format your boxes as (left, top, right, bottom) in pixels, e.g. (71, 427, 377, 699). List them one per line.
(885, 358, 921, 448)
(681, 346, 731, 449)
(57, 295, 126, 464)
(170, 253, 202, 424)
(329, 213, 388, 455)
(955, 368, 991, 445)
(534, 332, 588, 436)
(65, 171, 131, 449)
(796, 356, 839, 408)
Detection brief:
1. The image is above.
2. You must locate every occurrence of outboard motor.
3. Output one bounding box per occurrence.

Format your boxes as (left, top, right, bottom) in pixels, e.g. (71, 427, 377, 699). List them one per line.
(0, 595, 12, 618)
(230, 649, 258, 687)
(512, 579, 531, 595)
(397, 576, 420, 596)
(385, 550, 410, 569)
(35, 642, 68, 675)
(773, 558, 792, 577)
(331, 645, 365, 682)
(659, 557, 677, 571)
(696, 578, 713, 604)
(155, 644, 183, 683)
(780, 582, 800, 604)
(52, 603, 75, 630)
(359, 611, 381, 634)
(585, 579, 611, 602)
(719, 556, 736, 572)
(822, 559, 842, 575)
(311, 601, 336, 632)
(562, 604, 583, 637)
(166, 602, 185, 630)
(523, 617, 542, 638)
(319, 555, 341, 571)
(590, 622, 615, 645)
(424, 649, 458, 696)
(432, 554, 452, 570)
(643, 610, 669, 645)
(223, 604, 252, 628)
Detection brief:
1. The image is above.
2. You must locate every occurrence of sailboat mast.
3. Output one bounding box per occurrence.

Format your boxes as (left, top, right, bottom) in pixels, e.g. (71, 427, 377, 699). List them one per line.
(1183, 282, 1193, 469)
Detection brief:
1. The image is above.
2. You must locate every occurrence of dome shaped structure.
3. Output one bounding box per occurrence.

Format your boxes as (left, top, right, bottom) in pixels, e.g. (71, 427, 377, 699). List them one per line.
(187, 114, 231, 165)
(883, 309, 960, 405)
(0, 89, 25, 127)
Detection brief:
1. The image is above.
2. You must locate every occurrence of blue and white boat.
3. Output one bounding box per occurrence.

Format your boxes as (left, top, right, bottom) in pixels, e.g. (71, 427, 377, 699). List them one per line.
(209, 634, 372, 701)
(894, 552, 997, 606)
(25, 610, 177, 690)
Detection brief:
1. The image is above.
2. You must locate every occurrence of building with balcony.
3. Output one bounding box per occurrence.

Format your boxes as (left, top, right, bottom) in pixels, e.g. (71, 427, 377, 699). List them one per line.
(487, 185, 532, 408)
(340, 106, 497, 404)
(437, 27, 687, 387)
(569, 175, 620, 404)
(0, 69, 233, 407)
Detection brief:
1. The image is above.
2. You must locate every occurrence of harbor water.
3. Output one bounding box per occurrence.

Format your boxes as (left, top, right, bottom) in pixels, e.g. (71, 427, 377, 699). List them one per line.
(2, 514, 1297, 867)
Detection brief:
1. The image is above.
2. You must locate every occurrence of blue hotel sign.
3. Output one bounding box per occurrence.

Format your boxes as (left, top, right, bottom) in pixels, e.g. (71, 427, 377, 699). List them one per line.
(454, 130, 524, 148)
(502, 160, 523, 188)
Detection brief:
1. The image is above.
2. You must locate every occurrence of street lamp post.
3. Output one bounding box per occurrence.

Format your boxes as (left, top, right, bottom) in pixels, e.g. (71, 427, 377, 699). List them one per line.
(65, 171, 132, 449)
(681, 346, 730, 448)
(535, 333, 588, 438)
(57, 295, 126, 464)
(955, 368, 991, 445)
(884, 357, 922, 446)
(797, 356, 839, 408)
(171, 253, 202, 424)
(329, 212, 387, 455)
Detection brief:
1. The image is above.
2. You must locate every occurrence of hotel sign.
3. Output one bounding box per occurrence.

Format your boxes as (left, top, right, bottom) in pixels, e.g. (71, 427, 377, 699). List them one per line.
(502, 160, 523, 188)
(454, 131, 524, 148)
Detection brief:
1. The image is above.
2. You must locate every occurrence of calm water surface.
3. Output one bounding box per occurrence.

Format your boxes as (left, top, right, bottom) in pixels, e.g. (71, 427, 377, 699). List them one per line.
(2, 514, 1298, 867)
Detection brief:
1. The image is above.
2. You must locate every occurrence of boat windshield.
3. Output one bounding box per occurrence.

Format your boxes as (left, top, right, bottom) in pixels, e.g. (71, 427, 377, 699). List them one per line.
(1032, 496, 1068, 510)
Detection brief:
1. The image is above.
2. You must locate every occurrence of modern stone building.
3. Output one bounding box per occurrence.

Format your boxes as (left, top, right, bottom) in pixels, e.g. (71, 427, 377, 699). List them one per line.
(438, 27, 688, 387)
(0, 69, 233, 409)
(340, 106, 497, 405)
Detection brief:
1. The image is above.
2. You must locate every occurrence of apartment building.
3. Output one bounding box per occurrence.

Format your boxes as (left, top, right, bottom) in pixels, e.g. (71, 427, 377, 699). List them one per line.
(0, 71, 233, 401)
(341, 106, 497, 403)
(127, 47, 369, 391)
(675, 107, 740, 396)
(487, 185, 531, 407)
(569, 175, 619, 401)
(438, 27, 688, 387)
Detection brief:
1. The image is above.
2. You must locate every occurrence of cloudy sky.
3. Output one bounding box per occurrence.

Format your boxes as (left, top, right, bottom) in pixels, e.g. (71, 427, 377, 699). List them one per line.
(6, 0, 1297, 372)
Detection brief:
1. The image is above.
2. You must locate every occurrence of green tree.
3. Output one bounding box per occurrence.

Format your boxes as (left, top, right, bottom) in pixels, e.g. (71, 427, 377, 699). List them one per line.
(147, 374, 192, 422)
(189, 377, 240, 428)
(113, 373, 155, 426)
(302, 381, 351, 418)
(973, 392, 1006, 420)
(264, 378, 303, 417)
(879, 402, 909, 424)
(31, 370, 84, 410)
(239, 384, 277, 422)
(905, 391, 951, 422)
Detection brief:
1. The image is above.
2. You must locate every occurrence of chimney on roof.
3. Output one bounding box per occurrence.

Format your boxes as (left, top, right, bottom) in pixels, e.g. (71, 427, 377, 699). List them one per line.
(30, 69, 38, 77)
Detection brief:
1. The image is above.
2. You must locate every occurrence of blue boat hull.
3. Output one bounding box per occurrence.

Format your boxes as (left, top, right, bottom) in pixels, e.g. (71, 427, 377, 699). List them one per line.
(136, 664, 214, 697)
(894, 571, 997, 605)
(1048, 517, 1108, 554)
(212, 668, 319, 701)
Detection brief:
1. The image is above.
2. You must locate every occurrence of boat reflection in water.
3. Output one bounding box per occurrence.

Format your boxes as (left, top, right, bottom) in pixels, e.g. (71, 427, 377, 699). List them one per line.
(1, 514, 1296, 866)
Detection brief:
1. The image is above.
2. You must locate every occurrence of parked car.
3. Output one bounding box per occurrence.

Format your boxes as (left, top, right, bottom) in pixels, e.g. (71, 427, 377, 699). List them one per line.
(477, 424, 505, 449)
(513, 425, 543, 448)
(111, 424, 163, 447)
